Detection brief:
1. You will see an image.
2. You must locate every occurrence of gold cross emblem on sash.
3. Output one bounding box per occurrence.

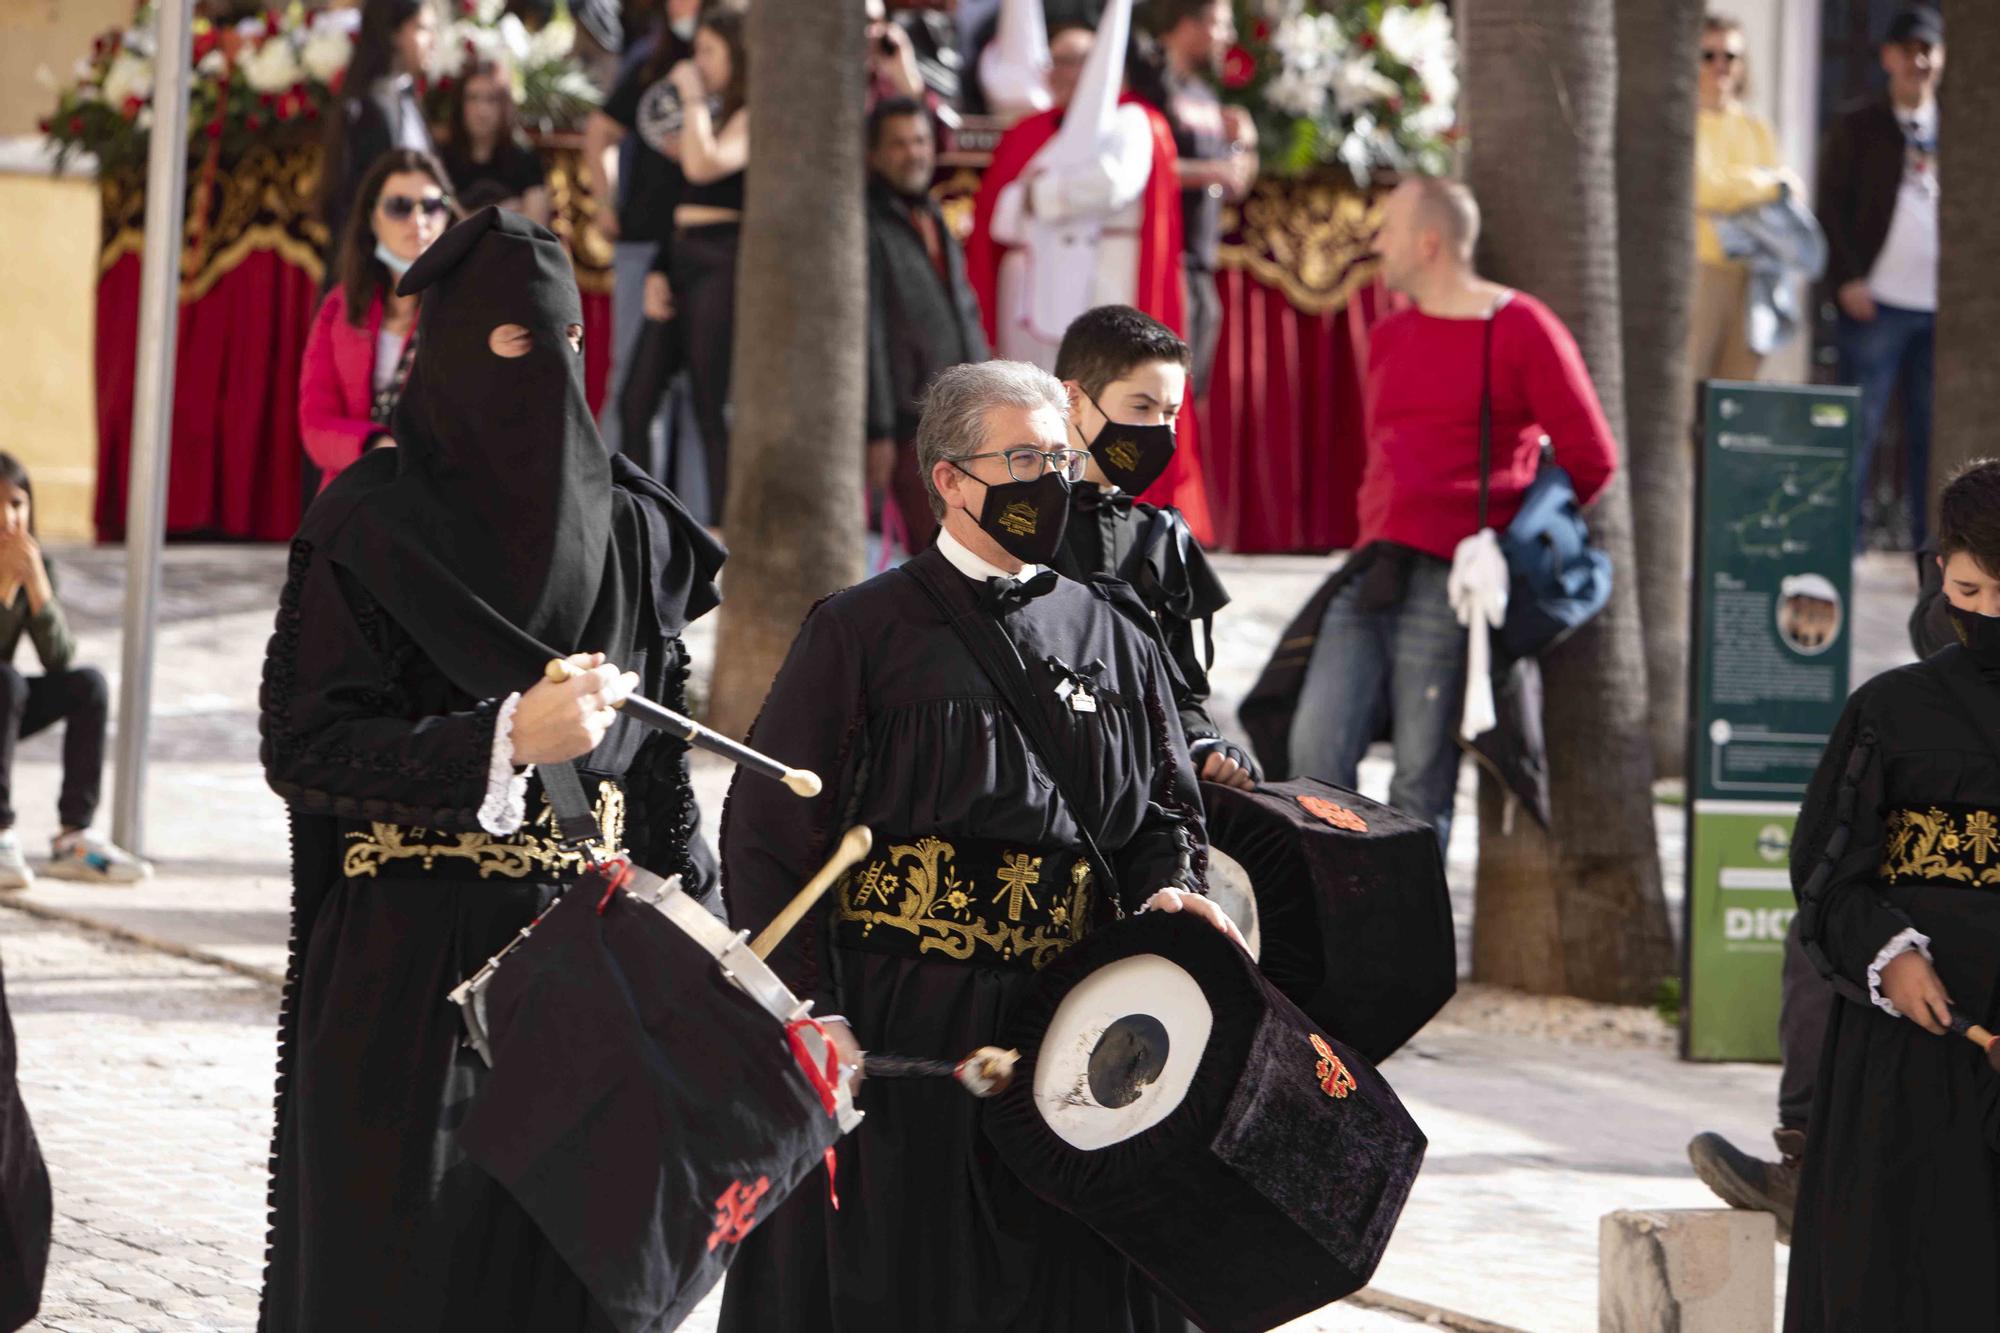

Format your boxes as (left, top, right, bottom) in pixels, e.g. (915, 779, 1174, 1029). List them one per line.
(993, 851, 1043, 921)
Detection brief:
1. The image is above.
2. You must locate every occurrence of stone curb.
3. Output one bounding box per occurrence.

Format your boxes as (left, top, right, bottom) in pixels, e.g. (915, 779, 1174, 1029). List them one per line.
(0, 896, 284, 988)
(1349, 1287, 1529, 1332)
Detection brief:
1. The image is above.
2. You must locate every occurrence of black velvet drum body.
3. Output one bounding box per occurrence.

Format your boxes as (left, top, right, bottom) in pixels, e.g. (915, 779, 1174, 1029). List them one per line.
(984, 912, 1427, 1333)
(1202, 777, 1456, 1063)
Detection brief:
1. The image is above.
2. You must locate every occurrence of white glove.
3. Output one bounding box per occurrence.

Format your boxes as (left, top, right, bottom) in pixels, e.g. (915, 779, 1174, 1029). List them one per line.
(1448, 528, 1509, 739)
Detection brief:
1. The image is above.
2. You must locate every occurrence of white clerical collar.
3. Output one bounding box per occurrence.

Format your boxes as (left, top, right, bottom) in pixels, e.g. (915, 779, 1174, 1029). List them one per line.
(937, 527, 1042, 583)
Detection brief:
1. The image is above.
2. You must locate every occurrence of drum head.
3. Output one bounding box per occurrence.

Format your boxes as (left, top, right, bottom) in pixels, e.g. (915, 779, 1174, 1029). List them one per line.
(1032, 954, 1213, 1151)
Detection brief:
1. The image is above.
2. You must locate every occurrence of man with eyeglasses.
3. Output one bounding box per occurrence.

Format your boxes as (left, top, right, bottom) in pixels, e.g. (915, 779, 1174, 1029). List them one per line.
(719, 359, 1233, 1332)
(1817, 4, 1943, 548)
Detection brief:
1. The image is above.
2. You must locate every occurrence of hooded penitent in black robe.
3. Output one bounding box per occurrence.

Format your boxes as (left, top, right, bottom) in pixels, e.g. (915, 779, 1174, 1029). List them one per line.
(1787, 642, 2000, 1332)
(0, 949, 49, 1333)
(257, 209, 724, 1333)
(1053, 486, 1239, 764)
(716, 544, 1206, 1333)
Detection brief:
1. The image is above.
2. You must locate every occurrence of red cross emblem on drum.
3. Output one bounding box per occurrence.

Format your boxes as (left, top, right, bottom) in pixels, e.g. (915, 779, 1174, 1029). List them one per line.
(708, 1175, 772, 1251)
(1297, 794, 1369, 834)
(1309, 1034, 1356, 1100)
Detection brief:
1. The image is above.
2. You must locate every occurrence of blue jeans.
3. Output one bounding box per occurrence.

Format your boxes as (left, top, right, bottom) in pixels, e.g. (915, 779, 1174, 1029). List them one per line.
(1288, 558, 1468, 843)
(1837, 301, 1933, 549)
(599, 239, 660, 456)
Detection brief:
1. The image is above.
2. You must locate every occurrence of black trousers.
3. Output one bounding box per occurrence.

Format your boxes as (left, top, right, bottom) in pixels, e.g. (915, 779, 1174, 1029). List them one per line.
(0, 665, 108, 831)
(669, 223, 740, 519)
(1185, 264, 1222, 398)
(1776, 915, 1833, 1132)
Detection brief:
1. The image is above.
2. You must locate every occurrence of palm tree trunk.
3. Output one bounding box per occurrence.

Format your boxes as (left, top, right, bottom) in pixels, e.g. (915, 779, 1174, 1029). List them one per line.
(1930, 5, 2000, 528)
(1462, 0, 1673, 1002)
(708, 0, 869, 739)
(1615, 0, 1701, 780)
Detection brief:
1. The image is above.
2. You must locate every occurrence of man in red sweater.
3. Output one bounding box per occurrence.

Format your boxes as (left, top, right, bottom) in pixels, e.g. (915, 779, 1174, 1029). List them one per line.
(1288, 177, 1618, 839)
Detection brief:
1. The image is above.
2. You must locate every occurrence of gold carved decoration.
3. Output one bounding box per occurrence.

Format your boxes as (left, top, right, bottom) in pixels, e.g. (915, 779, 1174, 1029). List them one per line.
(1881, 806, 2000, 887)
(1216, 175, 1387, 317)
(344, 781, 626, 881)
(837, 835, 1091, 969)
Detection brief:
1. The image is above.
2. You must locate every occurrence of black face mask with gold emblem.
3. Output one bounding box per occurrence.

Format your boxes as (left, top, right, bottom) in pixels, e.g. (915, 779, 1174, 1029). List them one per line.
(1949, 604, 2000, 674)
(956, 466, 1072, 566)
(1080, 391, 1177, 495)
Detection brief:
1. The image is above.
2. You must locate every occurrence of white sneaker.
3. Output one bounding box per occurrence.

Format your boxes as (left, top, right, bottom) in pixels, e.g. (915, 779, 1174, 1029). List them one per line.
(44, 832, 151, 885)
(0, 833, 31, 892)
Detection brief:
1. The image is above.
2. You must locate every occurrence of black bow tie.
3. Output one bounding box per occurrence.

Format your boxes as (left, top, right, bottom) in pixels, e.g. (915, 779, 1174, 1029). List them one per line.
(981, 569, 1059, 612)
(1074, 487, 1136, 516)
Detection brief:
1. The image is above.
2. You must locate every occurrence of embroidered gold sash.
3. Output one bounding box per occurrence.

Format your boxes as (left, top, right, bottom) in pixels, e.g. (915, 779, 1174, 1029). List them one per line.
(834, 834, 1093, 969)
(343, 780, 625, 881)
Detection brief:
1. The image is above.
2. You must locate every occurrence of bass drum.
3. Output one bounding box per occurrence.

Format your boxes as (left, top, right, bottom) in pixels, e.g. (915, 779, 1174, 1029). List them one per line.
(984, 911, 1426, 1333)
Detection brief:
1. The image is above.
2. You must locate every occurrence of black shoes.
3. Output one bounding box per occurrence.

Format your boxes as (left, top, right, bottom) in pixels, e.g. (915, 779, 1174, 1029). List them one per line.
(1687, 1127, 1804, 1244)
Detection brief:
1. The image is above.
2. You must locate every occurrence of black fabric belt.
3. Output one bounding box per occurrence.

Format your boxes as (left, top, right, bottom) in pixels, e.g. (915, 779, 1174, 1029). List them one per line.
(834, 834, 1095, 970)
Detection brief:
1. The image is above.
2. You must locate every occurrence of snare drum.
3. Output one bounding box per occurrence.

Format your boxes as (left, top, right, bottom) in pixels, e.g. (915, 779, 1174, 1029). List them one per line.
(453, 860, 861, 1333)
(983, 910, 1426, 1333)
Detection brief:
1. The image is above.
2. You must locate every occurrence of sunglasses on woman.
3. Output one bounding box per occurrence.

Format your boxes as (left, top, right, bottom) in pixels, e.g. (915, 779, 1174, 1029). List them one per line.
(1700, 49, 1741, 65)
(380, 193, 452, 221)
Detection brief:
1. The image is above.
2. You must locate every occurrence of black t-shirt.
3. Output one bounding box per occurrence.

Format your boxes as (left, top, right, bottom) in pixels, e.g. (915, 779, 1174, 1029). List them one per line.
(442, 140, 546, 210)
(602, 35, 693, 245)
(1167, 71, 1227, 271)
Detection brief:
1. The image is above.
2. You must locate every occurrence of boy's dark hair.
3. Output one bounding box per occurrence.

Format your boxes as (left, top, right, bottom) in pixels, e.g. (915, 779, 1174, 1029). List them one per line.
(1938, 458, 2000, 577)
(867, 96, 929, 151)
(1054, 305, 1191, 398)
(0, 453, 36, 537)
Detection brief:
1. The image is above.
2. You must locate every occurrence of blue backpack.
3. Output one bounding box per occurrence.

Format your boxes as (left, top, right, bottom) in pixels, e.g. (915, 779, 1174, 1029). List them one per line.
(1479, 302, 1613, 666)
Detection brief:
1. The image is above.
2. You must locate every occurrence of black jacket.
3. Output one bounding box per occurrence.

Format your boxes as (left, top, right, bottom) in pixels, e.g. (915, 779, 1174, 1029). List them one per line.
(1815, 99, 1910, 296)
(865, 178, 988, 442)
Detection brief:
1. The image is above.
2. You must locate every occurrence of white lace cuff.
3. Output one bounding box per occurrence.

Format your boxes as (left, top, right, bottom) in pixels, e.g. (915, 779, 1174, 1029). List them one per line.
(478, 692, 533, 836)
(1866, 926, 1934, 1017)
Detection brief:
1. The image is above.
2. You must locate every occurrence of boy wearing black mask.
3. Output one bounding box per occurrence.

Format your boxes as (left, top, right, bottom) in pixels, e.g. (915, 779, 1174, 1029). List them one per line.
(1784, 456, 2000, 1329)
(1053, 304, 1258, 790)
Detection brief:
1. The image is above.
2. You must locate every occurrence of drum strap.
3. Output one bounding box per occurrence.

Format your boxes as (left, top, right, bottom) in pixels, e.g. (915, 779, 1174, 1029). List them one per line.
(901, 561, 1123, 909)
(539, 760, 607, 851)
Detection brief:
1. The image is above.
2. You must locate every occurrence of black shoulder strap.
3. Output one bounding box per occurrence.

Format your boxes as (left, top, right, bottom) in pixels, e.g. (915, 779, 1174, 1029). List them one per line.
(538, 760, 604, 852)
(1478, 299, 1497, 533)
(901, 560, 1122, 904)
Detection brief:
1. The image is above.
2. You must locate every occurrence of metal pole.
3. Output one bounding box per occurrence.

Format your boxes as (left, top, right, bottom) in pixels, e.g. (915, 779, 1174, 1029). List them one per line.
(111, 0, 195, 855)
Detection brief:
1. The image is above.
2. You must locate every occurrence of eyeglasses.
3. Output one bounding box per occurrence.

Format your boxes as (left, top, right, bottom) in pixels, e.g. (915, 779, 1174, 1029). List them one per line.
(380, 193, 451, 221)
(953, 446, 1086, 484)
(463, 91, 510, 106)
(1700, 49, 1742, 65)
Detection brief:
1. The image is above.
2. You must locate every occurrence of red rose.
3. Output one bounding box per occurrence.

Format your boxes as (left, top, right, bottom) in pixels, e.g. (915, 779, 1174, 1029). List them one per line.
(121, 96, 143, 120)
(1221, 45, 1256, 90)
(329, 68, 345, 95)
(304, 104, 320, 121)
(246, 112, 262, 130)
(206, 119, 223, 139)
(1357, 31, 1377, 51)
(259, 91, 275, 108)
(1385, 95, 1402, 113)
(461, 0, 477, 13)
(264, 13, 281, 37)
(437, 75, 455, 93)
(37, 118, 51, 136)
(67, 116, 84, 136)
(1251, 19, 1270, 41)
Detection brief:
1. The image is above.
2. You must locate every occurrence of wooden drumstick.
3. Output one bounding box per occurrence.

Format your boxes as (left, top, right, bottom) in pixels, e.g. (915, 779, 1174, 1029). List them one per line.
(1948, 1009, 2000, 1072)
(750, 825, 874, 961)
(544, 657, 823, 797)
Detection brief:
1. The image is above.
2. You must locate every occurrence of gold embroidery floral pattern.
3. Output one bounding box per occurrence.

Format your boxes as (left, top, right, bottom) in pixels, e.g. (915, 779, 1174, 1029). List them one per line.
(836, 836, 1091, 969)
(1881, 806, 2000, 887)
(344, 782, 625, 881)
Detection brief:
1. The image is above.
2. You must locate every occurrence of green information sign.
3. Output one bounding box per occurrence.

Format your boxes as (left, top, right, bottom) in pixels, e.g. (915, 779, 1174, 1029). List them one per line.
(1683, 381, 1859, 1062)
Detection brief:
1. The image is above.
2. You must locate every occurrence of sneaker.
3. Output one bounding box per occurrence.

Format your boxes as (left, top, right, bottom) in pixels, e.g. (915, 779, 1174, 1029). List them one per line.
(1687, 1127, 1803, 1244)
(0, 833, 32, 892)
(44, 832, 152, 885)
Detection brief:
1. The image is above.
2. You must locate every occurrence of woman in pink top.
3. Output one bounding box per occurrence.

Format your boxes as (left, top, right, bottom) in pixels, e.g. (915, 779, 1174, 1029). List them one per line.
(298, 149, 457, 499)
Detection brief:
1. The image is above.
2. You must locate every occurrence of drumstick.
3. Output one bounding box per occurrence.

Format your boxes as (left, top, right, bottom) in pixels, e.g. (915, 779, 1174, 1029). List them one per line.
(1947, 1009, 2000, 1072)
(750, 825, 874, 961)
(544, 658, 822, 797)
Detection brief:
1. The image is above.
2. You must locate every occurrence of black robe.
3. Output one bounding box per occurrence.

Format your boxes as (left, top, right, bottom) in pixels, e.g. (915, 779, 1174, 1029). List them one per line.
(717, 545, 1204, 1332)
(1787, 644, 2000, 1331)
(257, 453, 720, 1332)
(0, 948, 49, 1333)
(1052, 487, 1231, 751)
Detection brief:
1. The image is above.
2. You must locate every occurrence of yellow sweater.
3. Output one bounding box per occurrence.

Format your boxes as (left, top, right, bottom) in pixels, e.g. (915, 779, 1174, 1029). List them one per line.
(1695, 104, 1784, 266)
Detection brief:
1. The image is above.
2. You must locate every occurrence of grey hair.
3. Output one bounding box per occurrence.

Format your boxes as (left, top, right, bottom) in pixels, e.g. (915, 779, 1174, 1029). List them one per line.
(915, 360, 1069, 519)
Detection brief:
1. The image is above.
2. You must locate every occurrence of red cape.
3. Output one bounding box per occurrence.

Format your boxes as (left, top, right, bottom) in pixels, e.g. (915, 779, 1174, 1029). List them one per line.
(965, 97, 1213, 542)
